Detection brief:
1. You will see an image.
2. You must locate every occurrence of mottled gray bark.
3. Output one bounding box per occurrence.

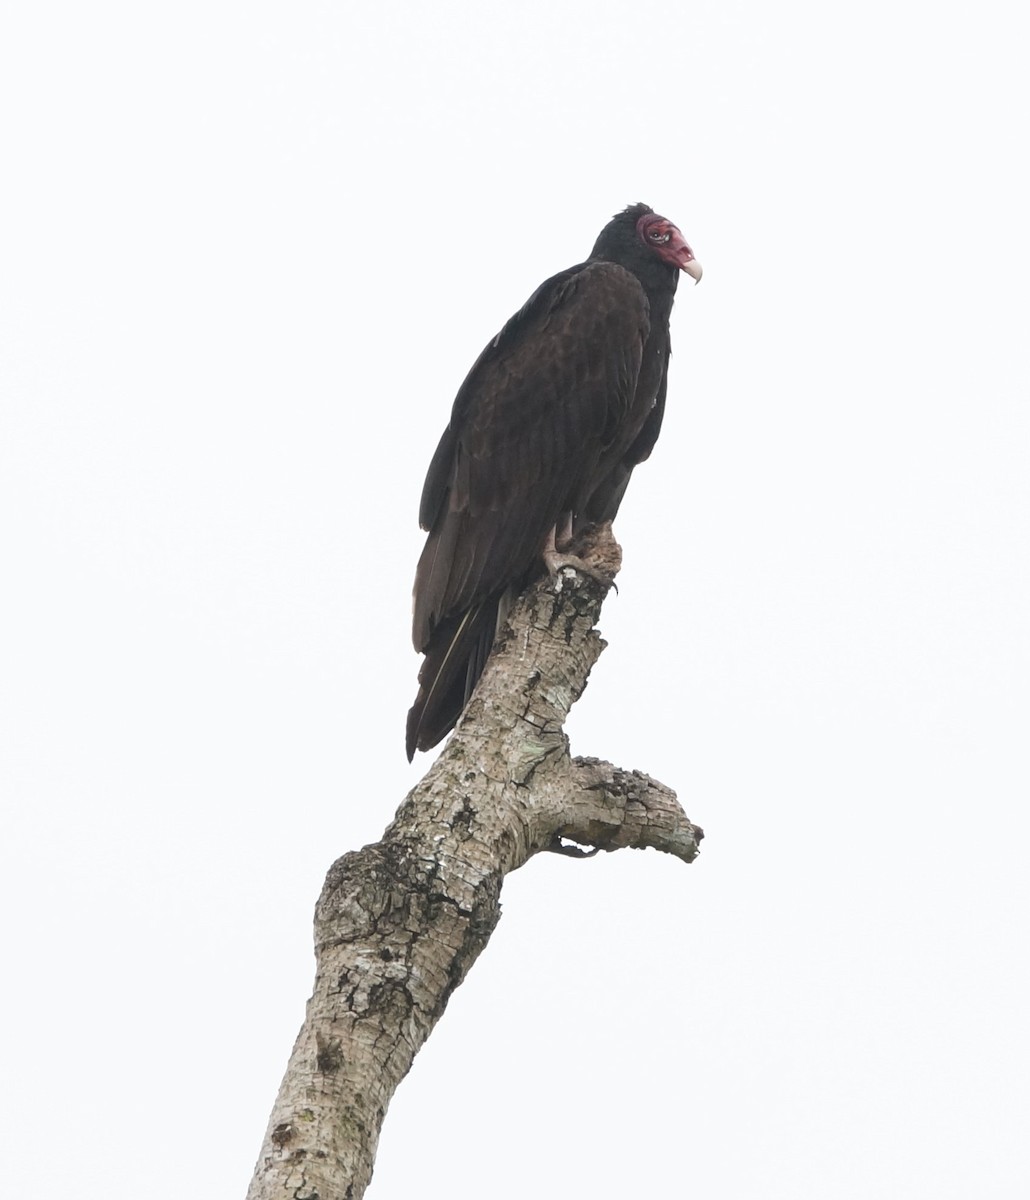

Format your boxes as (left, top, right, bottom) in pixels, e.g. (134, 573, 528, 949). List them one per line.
(246, 528, 703, 1200)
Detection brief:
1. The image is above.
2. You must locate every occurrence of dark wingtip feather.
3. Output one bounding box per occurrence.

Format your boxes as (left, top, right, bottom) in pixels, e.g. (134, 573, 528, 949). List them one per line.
(405, 599, 500, 759)
(404, 701, 421, 762)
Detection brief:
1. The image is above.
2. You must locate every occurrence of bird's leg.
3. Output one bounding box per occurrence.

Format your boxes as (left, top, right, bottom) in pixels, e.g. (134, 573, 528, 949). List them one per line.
(555, 510, 575, 551)
(542, 521, 620, 590)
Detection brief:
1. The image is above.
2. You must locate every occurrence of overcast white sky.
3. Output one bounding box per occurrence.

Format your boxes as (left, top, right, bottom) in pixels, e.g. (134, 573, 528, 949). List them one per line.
(2, 1, 1028, 1196)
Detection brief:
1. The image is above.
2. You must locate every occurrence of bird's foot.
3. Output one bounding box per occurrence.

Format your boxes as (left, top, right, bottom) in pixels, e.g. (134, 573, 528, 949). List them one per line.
(572, 520, 623, 582)
(542, 519, 622, 591)
(545, 549, 604, 586)
(543, 549, 619, 593)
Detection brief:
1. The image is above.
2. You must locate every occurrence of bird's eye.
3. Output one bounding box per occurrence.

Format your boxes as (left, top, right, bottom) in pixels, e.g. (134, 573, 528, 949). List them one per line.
(649, 230, 671, 243)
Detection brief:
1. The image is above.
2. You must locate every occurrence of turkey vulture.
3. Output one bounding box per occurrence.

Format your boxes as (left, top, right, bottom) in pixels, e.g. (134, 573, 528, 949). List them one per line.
(406, 202, 701, 760)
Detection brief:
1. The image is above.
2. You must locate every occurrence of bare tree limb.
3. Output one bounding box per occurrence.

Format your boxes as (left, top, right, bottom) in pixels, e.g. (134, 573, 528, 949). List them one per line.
(246, 527, 702, 1200)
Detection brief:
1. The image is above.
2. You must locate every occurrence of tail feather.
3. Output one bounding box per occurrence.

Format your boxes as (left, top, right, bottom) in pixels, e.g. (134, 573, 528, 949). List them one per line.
(405, 596, 501, 760)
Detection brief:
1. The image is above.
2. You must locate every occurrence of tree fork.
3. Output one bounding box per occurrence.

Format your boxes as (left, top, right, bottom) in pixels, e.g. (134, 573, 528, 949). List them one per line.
(246, 526, 703, 1200)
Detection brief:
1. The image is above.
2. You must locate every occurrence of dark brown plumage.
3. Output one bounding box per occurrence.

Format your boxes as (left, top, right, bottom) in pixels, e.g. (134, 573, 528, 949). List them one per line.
(406, 203, 701, 759)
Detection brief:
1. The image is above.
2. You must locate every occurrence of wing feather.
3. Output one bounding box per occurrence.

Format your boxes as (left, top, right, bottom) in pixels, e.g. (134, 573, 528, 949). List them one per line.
(413, 262, 649, 652)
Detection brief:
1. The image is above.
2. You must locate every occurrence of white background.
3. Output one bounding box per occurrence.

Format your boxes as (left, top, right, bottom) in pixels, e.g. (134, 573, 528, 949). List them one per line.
(2, 2, 1027, 1196)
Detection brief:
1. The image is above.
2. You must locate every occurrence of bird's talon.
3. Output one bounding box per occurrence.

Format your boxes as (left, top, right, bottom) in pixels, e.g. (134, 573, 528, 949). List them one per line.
(543, 551, 615, 591)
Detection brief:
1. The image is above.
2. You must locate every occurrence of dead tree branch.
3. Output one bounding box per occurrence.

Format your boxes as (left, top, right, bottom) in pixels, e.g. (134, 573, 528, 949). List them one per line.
(246, 527, 703, 1200)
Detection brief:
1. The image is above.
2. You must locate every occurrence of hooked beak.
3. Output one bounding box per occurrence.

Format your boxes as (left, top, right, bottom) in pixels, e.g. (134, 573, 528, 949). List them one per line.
(664, 227, 703, 284)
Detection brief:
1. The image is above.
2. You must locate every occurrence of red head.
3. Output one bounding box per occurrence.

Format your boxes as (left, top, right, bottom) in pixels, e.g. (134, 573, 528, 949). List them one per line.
(636, 210, 703, 283)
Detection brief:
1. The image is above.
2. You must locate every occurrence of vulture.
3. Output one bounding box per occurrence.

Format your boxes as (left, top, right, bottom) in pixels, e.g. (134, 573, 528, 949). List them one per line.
(406, 202, 701, 760)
